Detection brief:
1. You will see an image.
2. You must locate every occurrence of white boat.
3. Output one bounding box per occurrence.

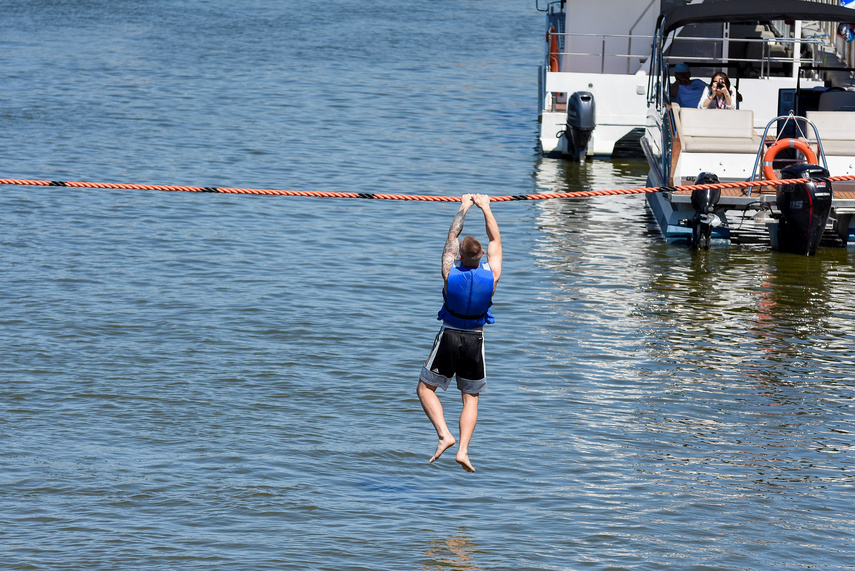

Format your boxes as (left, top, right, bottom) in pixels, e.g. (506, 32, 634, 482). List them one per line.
(537, 0, 660, 159)
(641, 0, 855, 254)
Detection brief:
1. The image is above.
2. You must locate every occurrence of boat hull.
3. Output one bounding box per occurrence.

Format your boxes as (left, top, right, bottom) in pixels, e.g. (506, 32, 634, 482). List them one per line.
(539, 71, 648, 157)
(645, 185, 732, 246)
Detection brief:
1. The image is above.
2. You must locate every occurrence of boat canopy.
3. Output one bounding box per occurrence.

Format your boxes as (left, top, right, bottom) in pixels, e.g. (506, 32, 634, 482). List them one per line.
(659, 0, 855, 35)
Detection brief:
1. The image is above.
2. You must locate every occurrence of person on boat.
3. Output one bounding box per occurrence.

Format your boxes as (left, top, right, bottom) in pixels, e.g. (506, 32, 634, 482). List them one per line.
(417, 193, 502, 473)
(670, 63, 706, 108)
(698, 72, 737, 110)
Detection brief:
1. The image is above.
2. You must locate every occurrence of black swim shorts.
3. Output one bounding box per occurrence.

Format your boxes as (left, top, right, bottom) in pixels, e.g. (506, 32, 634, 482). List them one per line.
(419, 326, 486, 394)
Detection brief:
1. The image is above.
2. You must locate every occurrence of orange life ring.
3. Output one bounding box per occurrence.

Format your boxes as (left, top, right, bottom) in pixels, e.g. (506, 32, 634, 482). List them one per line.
(547, 26, 559, 72)
(762, 138, 817, 180)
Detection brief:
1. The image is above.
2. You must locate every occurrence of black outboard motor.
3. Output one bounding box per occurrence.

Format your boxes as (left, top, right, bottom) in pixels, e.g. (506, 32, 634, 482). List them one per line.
(775, 163, 833, 256)
(690, 172, 722, 250)
(565, 91, 595, 161)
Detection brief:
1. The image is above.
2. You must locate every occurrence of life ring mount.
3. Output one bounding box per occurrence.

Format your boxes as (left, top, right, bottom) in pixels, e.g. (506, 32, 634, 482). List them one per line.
(763, 138, 817, 180)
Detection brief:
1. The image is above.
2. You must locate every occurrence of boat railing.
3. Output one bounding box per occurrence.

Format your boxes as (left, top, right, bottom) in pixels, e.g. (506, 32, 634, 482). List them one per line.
(665, 35, 828, 79)
(806, 0, 855, 68)
(535, 0, 561, 14)
(547, 33, 829, 78)
(548, 34, 828, 77)
(546, 32, 654, 75)
(627, 0, 658, 74)
(538, 0, 657, 74)
(749, 114, 828, 186)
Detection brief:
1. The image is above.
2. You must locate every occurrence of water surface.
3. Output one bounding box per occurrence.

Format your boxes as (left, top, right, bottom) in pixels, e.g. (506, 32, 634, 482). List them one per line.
(2, 1, 854, 569)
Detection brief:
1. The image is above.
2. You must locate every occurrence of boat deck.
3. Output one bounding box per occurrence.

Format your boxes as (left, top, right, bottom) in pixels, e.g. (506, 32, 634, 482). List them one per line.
(668, 179, 855, 210)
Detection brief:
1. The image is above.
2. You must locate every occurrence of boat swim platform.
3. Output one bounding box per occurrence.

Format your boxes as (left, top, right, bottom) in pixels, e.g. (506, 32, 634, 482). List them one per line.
(658, 180, 855, 246)
(665, 179, 855, 213)
(648, 180, 855, 246)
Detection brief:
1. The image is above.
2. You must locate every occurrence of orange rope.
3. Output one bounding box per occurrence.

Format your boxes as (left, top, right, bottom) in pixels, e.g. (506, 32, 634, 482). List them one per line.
(2, 176, 855, 201)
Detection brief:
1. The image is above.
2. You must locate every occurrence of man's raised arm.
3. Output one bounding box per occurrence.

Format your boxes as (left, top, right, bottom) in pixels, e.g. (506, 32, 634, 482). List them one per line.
(473, 194, 502, 288)
(441, 194, 475, 281)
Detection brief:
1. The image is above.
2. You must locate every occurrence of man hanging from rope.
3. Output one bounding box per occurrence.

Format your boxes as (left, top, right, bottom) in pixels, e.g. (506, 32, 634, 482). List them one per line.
(417, 193, 503, 472)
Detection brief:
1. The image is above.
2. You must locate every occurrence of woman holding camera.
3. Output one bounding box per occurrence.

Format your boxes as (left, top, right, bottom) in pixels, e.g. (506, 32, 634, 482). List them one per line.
(698, 72, 737, 109)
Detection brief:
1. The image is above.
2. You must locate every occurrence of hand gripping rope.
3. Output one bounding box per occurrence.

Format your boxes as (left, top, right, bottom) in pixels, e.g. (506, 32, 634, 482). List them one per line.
(2, 176, 855, 201)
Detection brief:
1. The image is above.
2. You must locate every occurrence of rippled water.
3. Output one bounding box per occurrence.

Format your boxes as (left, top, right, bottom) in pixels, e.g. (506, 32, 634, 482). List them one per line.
(2, 1, 854, 569)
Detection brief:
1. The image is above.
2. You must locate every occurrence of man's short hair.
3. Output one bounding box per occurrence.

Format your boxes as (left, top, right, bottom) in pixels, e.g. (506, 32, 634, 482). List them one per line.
(460, 236, 483, 259)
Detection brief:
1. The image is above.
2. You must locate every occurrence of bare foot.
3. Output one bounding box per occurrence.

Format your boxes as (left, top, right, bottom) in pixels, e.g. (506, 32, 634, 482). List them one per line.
(456, 452, 475, 473)
(429, 435, 456, 463)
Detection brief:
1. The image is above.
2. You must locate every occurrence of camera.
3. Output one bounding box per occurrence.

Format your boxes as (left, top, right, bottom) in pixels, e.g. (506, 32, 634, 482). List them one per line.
(716, 80, 725, 89)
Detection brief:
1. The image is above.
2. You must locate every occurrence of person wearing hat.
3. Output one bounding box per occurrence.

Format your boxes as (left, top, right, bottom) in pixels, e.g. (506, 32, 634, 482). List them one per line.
(670, 63, 707, 108)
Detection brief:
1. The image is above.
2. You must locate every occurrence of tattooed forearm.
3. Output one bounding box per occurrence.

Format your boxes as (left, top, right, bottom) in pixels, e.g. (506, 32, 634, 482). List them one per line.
(441, 206, 467, 278)
(448, 208, 466, 239)
(441, 237, 458, 278)
(442, 234, 459, 263)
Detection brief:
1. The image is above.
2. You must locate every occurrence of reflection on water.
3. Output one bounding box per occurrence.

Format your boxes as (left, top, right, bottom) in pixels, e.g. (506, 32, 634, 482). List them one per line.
(522, 157, 855, 549)
(529, 157, 655, 280)
(422, 528, 481, 571)
(531, 159, 855, 377)
(636, 244, 855, 374)
(533, 156, 651, 195)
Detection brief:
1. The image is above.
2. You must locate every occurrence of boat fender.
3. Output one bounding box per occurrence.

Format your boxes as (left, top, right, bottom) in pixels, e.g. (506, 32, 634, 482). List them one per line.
(547, 26, 559, 72)
(763, 139, 817, 180)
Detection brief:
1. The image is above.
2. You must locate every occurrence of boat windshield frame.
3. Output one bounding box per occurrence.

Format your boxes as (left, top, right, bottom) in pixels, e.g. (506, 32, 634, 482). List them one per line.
(659, 0, 855, 36)
(648, 0, 855, 111)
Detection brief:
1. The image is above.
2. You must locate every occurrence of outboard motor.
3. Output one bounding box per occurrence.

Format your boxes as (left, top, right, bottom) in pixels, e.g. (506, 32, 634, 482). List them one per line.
(690, 172, 722, 250)
(565, 91, 595, 161)
(775, 163, 833, 256)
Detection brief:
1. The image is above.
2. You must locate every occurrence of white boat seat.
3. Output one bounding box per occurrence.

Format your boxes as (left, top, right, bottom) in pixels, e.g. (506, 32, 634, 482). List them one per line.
(806, 110, 855, 156)
(671, 104, 761, 153)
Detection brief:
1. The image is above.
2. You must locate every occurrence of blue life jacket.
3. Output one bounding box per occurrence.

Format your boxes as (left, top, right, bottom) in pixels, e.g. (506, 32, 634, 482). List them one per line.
(438, 261, 495, 329)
